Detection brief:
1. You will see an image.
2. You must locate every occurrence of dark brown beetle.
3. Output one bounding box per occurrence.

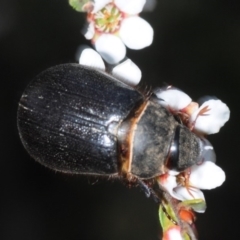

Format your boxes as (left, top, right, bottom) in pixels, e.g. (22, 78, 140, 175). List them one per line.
(17, 63, 203, 183)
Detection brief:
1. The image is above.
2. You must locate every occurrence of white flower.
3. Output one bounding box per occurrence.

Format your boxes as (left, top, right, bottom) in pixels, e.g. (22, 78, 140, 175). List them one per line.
(163, 226, 182, 240)
(83, 0, 154, 64)
(189, 99, 230, 134)
(78, 45, 105, 70)
(78, 46, 141, 86)
(143, 0, 157, 12)
(154, 87, 230, 135)
(159, 161, 225, 213)
(154, 87, 192, 112)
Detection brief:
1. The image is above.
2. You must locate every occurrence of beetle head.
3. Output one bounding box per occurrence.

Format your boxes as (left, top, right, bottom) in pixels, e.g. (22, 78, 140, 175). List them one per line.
(167, 125, 216, 171)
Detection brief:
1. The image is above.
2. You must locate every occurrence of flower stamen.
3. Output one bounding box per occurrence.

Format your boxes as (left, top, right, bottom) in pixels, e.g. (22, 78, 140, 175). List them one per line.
(176, 170, 197, 199)
(189, 105, 211, 131)
(93, 3, 123, 33)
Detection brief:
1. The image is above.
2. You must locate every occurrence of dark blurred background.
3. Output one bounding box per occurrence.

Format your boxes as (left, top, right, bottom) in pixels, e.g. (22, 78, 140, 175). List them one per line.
(1, 0, 239, 239)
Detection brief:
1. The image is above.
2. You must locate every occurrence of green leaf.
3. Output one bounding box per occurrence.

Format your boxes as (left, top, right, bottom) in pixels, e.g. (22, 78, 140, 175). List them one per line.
(159, 203, 178, 231)
(69, 0, 93, 12)
(159, 203, 192, 240)
(159, 205, 173, 231)
(180, 199, 206, 212)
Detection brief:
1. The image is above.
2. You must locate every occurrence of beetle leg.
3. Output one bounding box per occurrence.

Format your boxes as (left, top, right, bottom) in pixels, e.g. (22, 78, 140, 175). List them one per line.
(137, 179, 162, 203)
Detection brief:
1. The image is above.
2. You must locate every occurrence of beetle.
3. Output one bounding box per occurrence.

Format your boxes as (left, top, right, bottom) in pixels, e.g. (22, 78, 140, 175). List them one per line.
(17, 63, 206, 186)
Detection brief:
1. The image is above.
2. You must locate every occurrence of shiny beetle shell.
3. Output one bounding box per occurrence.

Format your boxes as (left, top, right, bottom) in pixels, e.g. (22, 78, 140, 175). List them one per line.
(17, 64, 201, 179)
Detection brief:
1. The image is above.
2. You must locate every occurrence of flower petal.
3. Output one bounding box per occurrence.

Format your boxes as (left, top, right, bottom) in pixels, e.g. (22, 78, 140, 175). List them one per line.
(94, 34, 126, 64)
(154, 88, 192, 111)
(115, 0, 146, 14)
(119, 16, 153, 50)
(181, 101, 199, 116)
(163, 226, 182, 240)
(92, 0, 112, 13)
(168, 170, 180, 176)
(159, 174, 178, 199)
(174, 186, 205, 209)
(78, 47, 105, 70)
(143, 0, 157, 11)
(189, 161, 226, 190)
(111, 59, 141, 86)
(82, 22, 95, 40)
(190, 99, 230, 134)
